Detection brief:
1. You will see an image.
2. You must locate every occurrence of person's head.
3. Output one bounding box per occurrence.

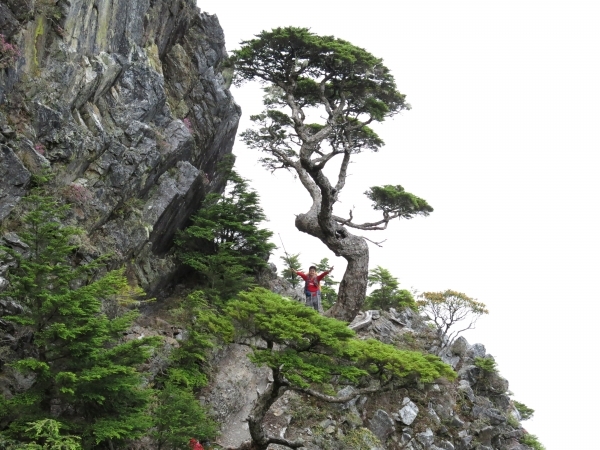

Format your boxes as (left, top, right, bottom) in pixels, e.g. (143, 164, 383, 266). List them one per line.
(308, 265, 317, 275)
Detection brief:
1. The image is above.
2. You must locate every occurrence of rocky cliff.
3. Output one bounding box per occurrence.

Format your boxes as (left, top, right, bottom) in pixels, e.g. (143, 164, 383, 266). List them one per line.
(0, 0, 240, 293)
(0, 3, 539, 450)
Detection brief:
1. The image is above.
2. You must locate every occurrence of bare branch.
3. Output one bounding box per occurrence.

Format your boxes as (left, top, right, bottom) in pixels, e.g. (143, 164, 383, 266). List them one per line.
(335, 150, 352, 193)
(332, 213, 400, 231)
(312, 148, 344, 171)
(265, 436, 305, 449)
(361, 236, 387, 247)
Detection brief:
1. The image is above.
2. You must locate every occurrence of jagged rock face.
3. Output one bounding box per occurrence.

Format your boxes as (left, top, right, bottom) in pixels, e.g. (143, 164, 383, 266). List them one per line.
(0, 0, 240, 292)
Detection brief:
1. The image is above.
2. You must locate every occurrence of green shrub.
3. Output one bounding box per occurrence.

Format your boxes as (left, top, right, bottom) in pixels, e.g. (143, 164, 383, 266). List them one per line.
(474, 356, 497, 373)
(35, 0, 62, 20)
(506, 412, 519, 428)
(514, 400, 535, 420)
(521, 433, 546, 450)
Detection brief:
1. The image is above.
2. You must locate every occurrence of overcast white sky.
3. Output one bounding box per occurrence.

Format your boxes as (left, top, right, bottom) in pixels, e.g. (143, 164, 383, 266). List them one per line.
(198, 1, 599, 448)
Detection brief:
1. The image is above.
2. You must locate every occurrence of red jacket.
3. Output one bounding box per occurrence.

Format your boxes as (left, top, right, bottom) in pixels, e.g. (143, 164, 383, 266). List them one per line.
(189, 439, 204, 450)
(296, 271, 330, 292)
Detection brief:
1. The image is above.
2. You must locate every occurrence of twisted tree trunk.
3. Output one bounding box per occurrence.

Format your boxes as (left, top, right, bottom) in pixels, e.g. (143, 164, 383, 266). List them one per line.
(295, 207, 369, 322)
(245, 367, 304, 450)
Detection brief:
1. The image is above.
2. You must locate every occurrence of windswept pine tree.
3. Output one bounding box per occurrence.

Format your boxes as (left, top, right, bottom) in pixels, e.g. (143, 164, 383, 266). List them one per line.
(232, 27, 433, 321)
(226, 287, 456, 450)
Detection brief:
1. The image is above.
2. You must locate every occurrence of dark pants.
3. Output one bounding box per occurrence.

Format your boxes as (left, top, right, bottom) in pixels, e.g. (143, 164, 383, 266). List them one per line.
(305, 291, 322, 312)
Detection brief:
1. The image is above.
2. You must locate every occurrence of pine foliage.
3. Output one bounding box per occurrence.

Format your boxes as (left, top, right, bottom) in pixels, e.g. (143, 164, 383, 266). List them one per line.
(514, 400, 535, 421)
(177, 168, 275, 301)
(0, 189, 160, 448)
(280, 253, 302, 288)
(150, 291, 231, 449)
(365, 266, 416, 311)
(226, 288, 455, 391)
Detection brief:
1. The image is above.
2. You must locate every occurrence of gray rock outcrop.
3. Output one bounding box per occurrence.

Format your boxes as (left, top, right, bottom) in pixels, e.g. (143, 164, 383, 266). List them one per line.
(0, 0, 240, 292)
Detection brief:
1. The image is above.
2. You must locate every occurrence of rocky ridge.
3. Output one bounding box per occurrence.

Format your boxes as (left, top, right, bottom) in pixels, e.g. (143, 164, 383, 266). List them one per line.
(0, 0, 240, 293)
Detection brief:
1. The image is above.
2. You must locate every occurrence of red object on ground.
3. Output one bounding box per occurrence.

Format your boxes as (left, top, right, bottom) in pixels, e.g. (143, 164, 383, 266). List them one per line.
(189, 438, 204, 450)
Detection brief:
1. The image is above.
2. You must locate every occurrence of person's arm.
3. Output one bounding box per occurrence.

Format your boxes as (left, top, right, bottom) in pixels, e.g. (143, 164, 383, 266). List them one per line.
(317, 267, 333, 282)
(296, 271, 308, 281)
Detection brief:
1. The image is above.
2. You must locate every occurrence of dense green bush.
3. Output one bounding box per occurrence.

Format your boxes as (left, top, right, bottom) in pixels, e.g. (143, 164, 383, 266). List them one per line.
(474, 356, 498, 373)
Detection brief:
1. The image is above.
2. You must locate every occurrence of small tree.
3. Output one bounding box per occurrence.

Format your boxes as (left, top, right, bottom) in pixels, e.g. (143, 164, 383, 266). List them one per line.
(177, 167, 276, 301)
(226, 287, 456, 450)
(152, 383, 216, 450)
(280, 252, 302, 288)
(417, 290, 489, 350)
(365, 266, 416, 311)
(232, 27, 433, 321)
(0, 189, 160, 448)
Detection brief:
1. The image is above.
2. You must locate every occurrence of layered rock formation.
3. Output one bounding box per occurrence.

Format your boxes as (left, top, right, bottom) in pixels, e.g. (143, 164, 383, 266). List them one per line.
(0, 0, 240, 292)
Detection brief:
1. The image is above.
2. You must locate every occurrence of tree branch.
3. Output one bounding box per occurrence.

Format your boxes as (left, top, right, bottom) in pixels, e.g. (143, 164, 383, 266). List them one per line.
(361, 236, 386, 247)
(335, 150, 352, 193)
(332, 213, 400, 231)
